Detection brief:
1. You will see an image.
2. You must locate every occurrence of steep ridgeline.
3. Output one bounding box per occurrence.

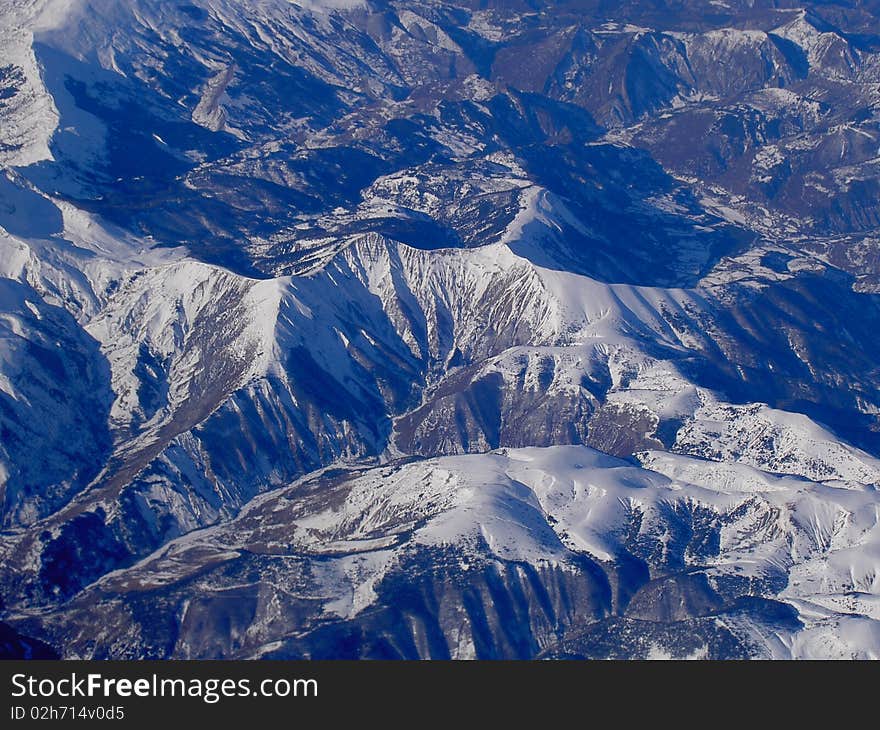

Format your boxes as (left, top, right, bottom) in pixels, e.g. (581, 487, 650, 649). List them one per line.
(17, 446, 880, 659)
(1, 0, 880, 658)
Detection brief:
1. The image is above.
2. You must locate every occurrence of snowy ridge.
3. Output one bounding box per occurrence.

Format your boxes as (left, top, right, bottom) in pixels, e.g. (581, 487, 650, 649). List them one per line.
(86, 261, 282, 436)
(31, 445, 880, 659)
(0, 1, 68, 166)
(3, 179, 875, 559)
(2, 0, 880, 659)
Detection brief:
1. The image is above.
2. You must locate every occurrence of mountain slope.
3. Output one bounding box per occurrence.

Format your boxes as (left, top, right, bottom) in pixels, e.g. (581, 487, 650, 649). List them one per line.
(1, 0, 880, 659)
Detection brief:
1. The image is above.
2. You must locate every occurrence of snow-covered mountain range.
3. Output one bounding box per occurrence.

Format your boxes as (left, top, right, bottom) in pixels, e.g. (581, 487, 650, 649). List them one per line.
(2, 0, 880, 658)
